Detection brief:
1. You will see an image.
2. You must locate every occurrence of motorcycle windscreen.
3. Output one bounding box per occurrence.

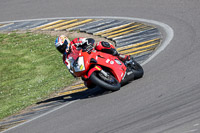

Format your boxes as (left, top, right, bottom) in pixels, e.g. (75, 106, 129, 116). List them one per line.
(73, 56, 86, 72)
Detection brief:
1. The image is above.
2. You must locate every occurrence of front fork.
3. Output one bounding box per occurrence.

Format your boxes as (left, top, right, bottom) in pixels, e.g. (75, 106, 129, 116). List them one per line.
(82, 65, 103, 81)
(82, 65, 104, 88)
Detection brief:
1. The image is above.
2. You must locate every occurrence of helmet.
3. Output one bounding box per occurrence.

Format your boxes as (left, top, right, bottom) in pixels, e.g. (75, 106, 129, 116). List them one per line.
(55, 35, 70, 54)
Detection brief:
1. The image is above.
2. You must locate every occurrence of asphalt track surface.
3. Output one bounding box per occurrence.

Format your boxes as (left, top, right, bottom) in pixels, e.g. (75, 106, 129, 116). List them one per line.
(1, 0, 200, 133)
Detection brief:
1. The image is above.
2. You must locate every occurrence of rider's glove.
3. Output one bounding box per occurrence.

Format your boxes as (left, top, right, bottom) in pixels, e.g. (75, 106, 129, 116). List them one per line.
(69, 69, 76, 78)
(81, 38, 88, 45)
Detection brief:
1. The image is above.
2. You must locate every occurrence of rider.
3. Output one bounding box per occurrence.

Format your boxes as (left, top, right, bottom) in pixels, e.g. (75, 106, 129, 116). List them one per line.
(55, 35, 131, 77)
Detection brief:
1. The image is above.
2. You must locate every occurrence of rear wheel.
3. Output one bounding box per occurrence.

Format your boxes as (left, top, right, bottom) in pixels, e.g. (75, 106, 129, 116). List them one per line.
(90, 71, 121, 91)
(120, 59, 144, 86)
(131, 59, 144, 79)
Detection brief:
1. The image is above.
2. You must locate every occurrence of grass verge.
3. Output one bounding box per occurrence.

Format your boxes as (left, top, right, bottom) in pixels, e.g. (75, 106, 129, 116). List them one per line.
(0, 32, 76, 120)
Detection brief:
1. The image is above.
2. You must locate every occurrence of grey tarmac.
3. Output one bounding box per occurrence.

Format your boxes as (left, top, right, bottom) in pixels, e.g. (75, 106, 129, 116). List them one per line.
(0, 0, 200, 133)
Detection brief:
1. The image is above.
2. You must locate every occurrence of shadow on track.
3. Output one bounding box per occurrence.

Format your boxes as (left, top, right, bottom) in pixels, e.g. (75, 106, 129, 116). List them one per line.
(36, 87, 112, 105)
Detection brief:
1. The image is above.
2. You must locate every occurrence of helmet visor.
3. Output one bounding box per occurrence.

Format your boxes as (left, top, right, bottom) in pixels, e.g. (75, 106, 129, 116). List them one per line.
(57, 44, 67, 54)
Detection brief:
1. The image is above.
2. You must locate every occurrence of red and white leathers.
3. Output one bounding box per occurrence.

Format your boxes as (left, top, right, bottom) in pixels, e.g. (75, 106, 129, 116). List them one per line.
(63, 37, 88, 76)
(63, 38, 87, 66)
(63, 38, 130, 76)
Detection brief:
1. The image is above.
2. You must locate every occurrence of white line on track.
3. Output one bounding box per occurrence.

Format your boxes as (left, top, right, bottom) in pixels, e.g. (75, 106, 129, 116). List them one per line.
(0, 16, 174, 133)
(1, 101, 77, 133)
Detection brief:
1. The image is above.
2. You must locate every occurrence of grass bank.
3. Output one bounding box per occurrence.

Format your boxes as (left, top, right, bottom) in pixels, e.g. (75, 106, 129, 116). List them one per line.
(0, 32, 75, 120)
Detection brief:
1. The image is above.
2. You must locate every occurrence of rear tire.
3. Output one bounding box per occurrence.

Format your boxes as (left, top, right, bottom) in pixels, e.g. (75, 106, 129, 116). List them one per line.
(131, 60, 144, 79)
(90, 71, 121, 91)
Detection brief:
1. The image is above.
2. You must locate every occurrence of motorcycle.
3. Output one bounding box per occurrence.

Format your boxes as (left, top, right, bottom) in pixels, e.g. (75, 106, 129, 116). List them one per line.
(68, 39, 144, 91)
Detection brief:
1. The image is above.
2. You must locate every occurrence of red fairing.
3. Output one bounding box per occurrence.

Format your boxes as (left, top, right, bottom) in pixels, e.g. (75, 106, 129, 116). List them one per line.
(68, 47, 127, 82)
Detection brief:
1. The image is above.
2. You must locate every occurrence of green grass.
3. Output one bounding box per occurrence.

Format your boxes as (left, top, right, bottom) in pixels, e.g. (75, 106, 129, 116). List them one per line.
(0, 32, 76, 120)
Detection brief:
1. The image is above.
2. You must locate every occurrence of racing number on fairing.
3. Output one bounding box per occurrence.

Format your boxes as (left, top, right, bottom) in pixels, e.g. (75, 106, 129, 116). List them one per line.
(106, 59, 114, 65)
(106, 59, 110, 63)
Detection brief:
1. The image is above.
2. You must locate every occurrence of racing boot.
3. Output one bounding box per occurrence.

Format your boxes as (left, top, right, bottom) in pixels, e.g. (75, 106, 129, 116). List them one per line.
(117, 54, 134, 67)
(117, 54, 131, 62)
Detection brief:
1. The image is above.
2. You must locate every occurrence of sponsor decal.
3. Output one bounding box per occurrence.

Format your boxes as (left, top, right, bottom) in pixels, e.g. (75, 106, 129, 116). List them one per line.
(80, 64, 84, 70)
(122, 72, 126, 80)
(127, 71, 133, 75)
(110, 61, 114, 64)
(106, 59, 110, 63)
(115, 59, 122, 65)
(95, 66, 102, 71)
(106, 59, 114, 65)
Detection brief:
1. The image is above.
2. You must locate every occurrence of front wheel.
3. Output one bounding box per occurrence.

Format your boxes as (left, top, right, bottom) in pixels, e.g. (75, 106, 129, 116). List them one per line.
(89, 71, 121, 91)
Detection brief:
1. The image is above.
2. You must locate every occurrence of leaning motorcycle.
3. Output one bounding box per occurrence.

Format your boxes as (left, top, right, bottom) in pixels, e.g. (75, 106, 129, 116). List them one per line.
(68, 41, 144, 91)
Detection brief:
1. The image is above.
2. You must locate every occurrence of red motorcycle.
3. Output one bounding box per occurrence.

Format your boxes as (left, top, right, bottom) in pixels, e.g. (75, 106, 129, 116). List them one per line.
(68, 39, 144, 91)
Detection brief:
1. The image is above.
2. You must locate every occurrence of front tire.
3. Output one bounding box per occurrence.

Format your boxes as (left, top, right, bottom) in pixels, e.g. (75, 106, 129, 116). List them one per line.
(89, 71, 121, 91)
